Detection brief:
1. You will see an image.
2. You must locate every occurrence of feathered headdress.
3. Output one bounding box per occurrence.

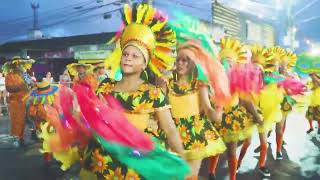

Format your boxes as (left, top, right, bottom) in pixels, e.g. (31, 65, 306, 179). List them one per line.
(268, 46, 286, 63)
(282, 50, 297, 68)
(178, 40, 231, 107)
(168, 13, 230, 106)
(168, 11, 215, 56)
(219, 37, 247, 63)
(2, 56, 35, 74)
(105, 3, 176, 78)
(251, 44, 275, 72)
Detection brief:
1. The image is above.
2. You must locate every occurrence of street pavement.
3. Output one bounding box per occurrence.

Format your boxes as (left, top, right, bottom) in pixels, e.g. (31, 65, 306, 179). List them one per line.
(0, 110, 320, 180)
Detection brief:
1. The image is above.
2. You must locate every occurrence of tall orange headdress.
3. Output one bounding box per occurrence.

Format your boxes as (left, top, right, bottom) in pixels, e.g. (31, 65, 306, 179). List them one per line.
(178, 40, 231, 107)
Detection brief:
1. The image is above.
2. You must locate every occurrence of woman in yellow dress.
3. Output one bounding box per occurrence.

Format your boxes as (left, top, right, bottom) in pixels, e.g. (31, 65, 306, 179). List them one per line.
(79, 4, 187, 179)
(162, 40, 227, 180)
(268, 47, 298, 160)
(208, 38, 262, 180)
(236, 45, 284, 177)
(306, 73, 320, 134)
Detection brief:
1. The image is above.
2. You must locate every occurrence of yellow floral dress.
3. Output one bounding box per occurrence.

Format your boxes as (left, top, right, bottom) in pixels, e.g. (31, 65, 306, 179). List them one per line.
(215, 93, 255, 143)
(306, 83, 320, 121)
(81, 78, 171, 179)
(167, 79, 226, 160)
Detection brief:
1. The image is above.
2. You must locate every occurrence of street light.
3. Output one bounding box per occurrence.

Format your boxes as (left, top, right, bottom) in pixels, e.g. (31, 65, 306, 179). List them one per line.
(306, 39, 311, 45)
(292, 26, 297, 33)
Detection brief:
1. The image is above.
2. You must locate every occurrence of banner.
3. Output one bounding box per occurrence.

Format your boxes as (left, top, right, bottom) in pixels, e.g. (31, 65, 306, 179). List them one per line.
(74, 50, 111, 60)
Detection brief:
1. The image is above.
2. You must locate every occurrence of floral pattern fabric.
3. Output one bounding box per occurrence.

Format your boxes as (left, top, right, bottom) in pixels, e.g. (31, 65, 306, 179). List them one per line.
(306, 106, 320, 121)
(168, 79, 226, 160)
(215, 105, 254, 143)
(281, 96, 296, 113)
(83, 78, 169, 179)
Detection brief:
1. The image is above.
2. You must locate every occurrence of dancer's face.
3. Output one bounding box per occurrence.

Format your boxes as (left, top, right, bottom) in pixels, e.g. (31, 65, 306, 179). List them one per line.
(279, 61, 287, 74)
(176, 49, 195, 76)
(121, 45, 146, 75)
(76, 66, 86, 74)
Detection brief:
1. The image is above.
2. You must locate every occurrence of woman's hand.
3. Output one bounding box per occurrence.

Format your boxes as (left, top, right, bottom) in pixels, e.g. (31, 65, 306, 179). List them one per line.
(199, 87, 221, 124)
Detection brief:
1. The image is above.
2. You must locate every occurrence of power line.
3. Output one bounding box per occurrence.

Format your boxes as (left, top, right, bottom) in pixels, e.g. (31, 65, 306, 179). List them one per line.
(0, 0, 120, 35)
(0, 0, 96, 25)
(297, 15, 320, 25)
(41, 0, 121, 29)
(156, 0, 208, 11)
(294, 0, 320, 17)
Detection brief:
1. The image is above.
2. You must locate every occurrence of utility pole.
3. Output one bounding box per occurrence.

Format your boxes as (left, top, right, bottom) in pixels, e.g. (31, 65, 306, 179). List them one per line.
(31, 2, 40, 30)
(29, 2, 43, 40)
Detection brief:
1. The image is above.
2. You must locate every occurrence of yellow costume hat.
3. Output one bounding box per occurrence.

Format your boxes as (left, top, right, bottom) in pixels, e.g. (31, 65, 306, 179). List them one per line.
(92, 60, 105, 70)
(66, 63, 93, 76)
(36, 80, 50, 89)
(251, 44, 275, 72)
(105, 3, 176, 77)
(2, 56, 35, 74)
(219, 37, 247, 63)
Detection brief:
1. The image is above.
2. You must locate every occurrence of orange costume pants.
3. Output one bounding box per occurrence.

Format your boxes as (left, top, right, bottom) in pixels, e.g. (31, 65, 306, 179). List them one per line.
(8, 91, 28, 139)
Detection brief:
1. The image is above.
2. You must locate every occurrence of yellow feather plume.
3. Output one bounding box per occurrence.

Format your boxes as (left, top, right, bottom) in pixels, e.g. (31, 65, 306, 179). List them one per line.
(151, 20, 167, 32)
(268, 46, 286, 62)
(104, 44, 122, 79)
(154, 51, 175, 64)
(124, 4, 132, 24)
(219, 37, 247, 63)
(136, 4, 148, 23)
(283, 51, 297, 68)
(144, 6, 156, 25)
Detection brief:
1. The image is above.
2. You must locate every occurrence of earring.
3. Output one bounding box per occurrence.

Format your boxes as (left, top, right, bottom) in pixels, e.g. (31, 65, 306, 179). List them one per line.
(145, 70, 149, 80)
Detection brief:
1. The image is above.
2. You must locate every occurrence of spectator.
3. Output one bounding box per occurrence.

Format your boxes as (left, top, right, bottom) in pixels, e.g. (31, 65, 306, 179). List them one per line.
(31, 71, 37, 83)
(0, 72, 6, 116)
(43, 71, 54, 84)
(59, 70, 72, 87)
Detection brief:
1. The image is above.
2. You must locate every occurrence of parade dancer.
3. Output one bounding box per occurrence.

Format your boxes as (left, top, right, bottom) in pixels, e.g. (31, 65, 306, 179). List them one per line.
(2, 56, 35, 147)
(208, 38, 262, 180)
(236, 45, 283, 177)
(305, 73, 320, 134)
(164, 40, 228, 180)
(66, 62, 97, 90)
(26, 80, 60, 167)
(269, 47, 298, 160)
(78, 4, 189, 179)
(166, 17, 230, 179)
(92, 61, 108, 83)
